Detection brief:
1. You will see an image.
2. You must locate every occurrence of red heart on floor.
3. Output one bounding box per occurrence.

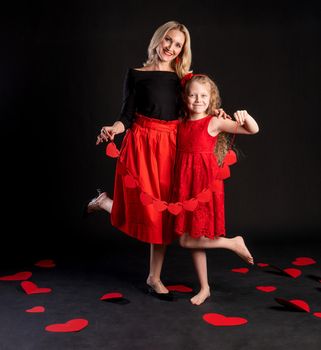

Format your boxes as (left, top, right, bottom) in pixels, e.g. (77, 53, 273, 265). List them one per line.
(153, 200, 168, 212)
(166, 284, 193, 293)
(283, 268, 302, 278)
(231, 268, 249, 274)
(203, 313, 248, 326)
(182, 198, 198, 211)
(257, 263, 269, 267)
(106, 142, 120, 158)
(196, 189, 212, 203)
(21, 281, 52, 295)
(100, 292, 123, 301)
(140, 192, 154, 205)
(256, 286, 277, 293)
(45, 319, 88, 333)
(275, 298, 310, 312)
(209, 180, 223, 193)
(168, 203, 183, 215)
(313, 312, 321, 318)
(0, 271, 32, 281)
(292, 257, 316, 266)
(124, 174, 137, 188)
(26, 306, 45, 313)
(35, 260, 56, 268)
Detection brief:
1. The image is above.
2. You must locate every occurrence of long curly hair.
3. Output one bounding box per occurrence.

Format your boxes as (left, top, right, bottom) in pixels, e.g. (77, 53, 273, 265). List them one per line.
(184, 75, 231, 165)
(143, 21, 192, 78)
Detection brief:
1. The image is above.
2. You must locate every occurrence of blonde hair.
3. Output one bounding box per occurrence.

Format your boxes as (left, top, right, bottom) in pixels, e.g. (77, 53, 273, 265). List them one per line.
(144, 21, 192, 78)
(184, 75, 231, 165)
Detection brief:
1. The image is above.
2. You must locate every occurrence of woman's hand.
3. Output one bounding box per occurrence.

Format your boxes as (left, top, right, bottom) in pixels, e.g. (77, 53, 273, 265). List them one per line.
(96, 121, 125, 145)
(213, 108, 231, 120)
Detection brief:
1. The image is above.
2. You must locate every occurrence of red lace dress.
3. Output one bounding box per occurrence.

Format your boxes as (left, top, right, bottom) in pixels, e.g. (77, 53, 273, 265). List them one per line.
(173, 115, 226, 239)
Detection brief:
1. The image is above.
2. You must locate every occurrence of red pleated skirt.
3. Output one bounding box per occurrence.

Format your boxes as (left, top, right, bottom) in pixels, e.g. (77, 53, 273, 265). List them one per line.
(111, 115, 178, 244)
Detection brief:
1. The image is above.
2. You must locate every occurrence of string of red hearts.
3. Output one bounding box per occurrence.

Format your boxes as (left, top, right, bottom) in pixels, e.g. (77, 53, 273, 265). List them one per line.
(106, 142, 237, 216)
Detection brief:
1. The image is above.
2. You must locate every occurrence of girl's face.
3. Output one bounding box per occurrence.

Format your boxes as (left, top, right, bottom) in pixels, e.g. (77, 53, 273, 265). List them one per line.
(156, 29, 185, 63)
(185, 81, 211, 118)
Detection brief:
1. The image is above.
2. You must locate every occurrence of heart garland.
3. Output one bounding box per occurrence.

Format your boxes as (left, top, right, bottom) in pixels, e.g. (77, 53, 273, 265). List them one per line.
(106, 142, 236, 215)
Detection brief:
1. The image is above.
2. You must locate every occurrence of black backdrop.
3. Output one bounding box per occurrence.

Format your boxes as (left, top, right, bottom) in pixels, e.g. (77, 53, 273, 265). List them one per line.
(2, 0, 321, 255)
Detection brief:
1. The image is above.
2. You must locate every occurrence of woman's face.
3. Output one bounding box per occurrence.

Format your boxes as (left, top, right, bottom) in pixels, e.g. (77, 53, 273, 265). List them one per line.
(156, 29, 185, 63)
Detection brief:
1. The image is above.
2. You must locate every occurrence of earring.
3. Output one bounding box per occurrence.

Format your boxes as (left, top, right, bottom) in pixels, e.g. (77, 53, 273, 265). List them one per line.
(176, 56, 181, 65)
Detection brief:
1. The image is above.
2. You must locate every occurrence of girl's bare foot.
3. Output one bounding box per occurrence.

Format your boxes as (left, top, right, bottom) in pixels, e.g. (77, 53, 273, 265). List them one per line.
(190, 286, 211, 306)
(232, 236, 254, 264)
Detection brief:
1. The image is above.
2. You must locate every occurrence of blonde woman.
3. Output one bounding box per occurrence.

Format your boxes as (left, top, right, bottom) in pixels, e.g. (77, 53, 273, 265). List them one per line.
(88, 21, 226, 300)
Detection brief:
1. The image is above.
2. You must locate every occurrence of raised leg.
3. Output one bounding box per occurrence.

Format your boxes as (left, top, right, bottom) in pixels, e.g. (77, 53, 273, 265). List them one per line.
(180, 234, 254, 265)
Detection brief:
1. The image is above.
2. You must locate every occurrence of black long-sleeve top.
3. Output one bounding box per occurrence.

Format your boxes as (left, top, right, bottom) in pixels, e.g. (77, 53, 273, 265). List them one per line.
(118, 68, 183, 129)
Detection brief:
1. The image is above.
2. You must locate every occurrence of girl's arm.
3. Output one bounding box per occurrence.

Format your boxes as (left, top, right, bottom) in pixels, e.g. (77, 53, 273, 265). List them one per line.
(209, 110, 259, 136)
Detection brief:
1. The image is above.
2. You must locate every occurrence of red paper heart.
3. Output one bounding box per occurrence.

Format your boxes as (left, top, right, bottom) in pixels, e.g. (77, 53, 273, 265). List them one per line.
(167, 203, 183, 215)
(257, 263, 269, 267)
(124, 174, 137, 188)
(224, 150, 237, 166)
(35, 260, 56, 268)
(256, 286, 277, 293)
(26, 306, 45, 313)
(313, 312, 321, 318)
(21, 281, 52, 295)
(292, 257, 316, 266)
(216, 164, 230, 180)
(166, 284, 193, 293)
(203, 313, 248, 326)
(140, 192, 154, 205)
(275, 298, 310, 312)
(153, 200, 168, 212)
(0, 271, 32, 281)
(209, 180, 223, 193)
(100, 292, 123, 300)
(196, 189, 212, 203)
(231, 268, 249, 274)
(283, 268, 302, 278)
(182, 198, 199, 211)
(45, 319, 88, 333)
(106, 142, 120, 158)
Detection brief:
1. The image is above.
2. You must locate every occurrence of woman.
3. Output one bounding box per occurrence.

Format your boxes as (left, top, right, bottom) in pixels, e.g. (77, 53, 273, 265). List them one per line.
(88, 21, 225, 299)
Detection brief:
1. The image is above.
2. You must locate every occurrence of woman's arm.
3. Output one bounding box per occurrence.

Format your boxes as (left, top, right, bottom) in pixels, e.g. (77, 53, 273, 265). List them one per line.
(209, 110, 259, 136)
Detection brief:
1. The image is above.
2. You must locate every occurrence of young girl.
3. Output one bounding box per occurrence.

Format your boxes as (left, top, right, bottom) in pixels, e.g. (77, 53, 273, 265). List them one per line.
(173, 74, 259, 305)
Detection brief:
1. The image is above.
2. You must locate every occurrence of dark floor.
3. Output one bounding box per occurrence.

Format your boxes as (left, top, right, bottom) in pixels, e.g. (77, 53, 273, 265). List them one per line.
(1, 228, 321, 350)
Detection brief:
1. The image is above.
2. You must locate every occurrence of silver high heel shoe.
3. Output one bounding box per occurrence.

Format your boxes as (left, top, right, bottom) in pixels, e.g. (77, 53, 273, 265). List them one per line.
(83, 189, 107, 218)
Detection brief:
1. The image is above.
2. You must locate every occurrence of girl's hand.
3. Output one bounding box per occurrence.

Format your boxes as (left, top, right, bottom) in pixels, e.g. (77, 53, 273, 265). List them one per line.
(96, 121, 125, 145)
(213, 108, 231, 120)
(233, 110, 250, 125)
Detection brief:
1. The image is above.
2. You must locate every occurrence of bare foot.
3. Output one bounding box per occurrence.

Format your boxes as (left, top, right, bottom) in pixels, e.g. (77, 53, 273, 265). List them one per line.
(146, 277, 169, 294)
(190, 287, 211, 306)
(232, 236, 254, 265)
(87, 192, 108, 213)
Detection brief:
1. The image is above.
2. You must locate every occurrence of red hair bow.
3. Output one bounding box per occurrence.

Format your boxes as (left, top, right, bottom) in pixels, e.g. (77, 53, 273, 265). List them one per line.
(181, 73, 204, 88)
(180, 73, 194, 88)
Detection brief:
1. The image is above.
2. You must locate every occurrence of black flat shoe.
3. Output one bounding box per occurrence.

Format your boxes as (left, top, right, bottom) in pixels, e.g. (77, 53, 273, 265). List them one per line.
(146, 284, 175, 301)
(82, 188, 103, 219)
